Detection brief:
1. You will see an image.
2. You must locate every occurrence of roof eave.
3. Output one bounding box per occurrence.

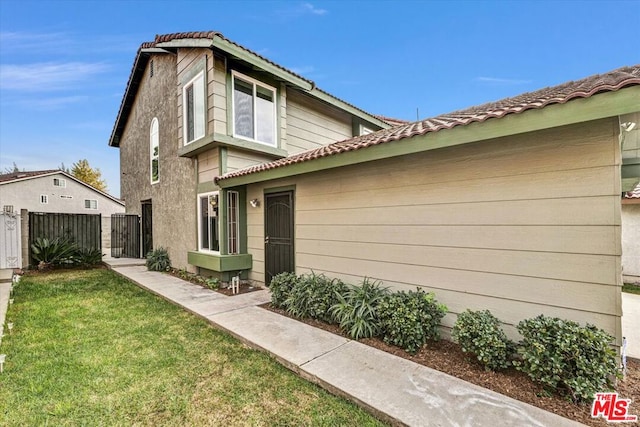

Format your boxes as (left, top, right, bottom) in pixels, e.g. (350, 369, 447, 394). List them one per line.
(218, 86, 640, 188)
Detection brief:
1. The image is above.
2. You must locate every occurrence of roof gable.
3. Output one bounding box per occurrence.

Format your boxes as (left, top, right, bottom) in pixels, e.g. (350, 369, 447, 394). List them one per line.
(216, 65, 640, 185)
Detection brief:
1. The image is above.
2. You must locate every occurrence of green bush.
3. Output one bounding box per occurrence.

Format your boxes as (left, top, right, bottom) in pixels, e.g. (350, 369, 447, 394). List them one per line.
(452, 309, 514, 370)
(330, 278, 389, 340)
(75, 248, 104, 267)
(378, 288, 447, 354)
(31, 237, 78, 268)
(284, 272, 348, 323)
(269, 272, 298, 309)
(515, 315, 620, 403)
(146, 247, 171, 272)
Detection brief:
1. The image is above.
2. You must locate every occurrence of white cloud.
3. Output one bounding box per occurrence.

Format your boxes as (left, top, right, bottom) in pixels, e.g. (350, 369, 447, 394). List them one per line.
(18, 95, 88, 110)
(475, 76, 532, 85)
(302, 3, 328, 15)
(289, 65, 315, 75)
(0, 62, 110, 91)
(272, 2, 328, 20)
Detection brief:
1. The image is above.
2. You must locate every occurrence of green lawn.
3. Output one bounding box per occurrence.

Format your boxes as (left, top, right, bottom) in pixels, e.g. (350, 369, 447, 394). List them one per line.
(623, 283, 640, 295)
(0, 269, 384, 426)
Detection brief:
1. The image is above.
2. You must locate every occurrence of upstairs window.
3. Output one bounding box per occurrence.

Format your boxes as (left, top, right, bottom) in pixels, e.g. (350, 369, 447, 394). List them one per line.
(40, 195, 48, 204)
(198, 192, 219, 252)
(150, 118, 159, 183)
(84, 199, 98, 210)
(53, 178, 66, 188)
(232, 71, 276, 146)
(183, 71, 205, 144)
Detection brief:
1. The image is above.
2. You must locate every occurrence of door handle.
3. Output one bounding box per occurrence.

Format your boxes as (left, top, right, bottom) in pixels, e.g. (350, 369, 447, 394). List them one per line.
(265, 236, 270, 244)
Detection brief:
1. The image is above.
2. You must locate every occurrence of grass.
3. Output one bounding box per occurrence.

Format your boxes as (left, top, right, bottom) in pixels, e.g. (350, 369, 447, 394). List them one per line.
(0, 269, 384, 426)
(623, 282, 640, 295)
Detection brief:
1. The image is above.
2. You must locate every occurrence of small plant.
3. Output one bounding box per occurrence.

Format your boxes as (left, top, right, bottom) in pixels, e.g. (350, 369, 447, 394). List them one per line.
(378, 288, 447, 354)
(146, 247, 171, 272)
(31, 237, 78, 269)
(75, 248, 104, 267)
(204, 277, 220, 290)
(330, 278, 388, 340)
(284, 272, 348, 323)
(269, 272, 298, 309)
(452, 309, 514, 370)
(515, 315, 621, 403)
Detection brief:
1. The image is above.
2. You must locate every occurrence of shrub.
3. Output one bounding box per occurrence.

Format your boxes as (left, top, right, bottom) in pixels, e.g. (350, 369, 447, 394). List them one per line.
(269, 272, 298, 309)
(146, 247, 171, 272)
(75, 248, 104, 267)
(31, 237, 78, 269)
(452, 309, 514, 370)
(515, 315, 620, 403)
(284, 272, 348, 323)
(330, 278, 389, 340)
(378, 288, 447, 354)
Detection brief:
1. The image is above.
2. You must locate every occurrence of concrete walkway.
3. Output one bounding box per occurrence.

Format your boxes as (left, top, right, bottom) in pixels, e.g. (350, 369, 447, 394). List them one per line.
(107, 263, 584, 427)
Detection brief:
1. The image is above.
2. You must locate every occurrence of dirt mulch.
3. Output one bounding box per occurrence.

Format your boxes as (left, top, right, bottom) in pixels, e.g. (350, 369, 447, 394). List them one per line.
(263, 304, 639, 427)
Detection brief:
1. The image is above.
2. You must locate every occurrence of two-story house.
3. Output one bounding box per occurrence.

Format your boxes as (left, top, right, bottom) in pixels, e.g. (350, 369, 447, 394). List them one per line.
(110, 32, 639, 346)
(109, 32, 394, 278)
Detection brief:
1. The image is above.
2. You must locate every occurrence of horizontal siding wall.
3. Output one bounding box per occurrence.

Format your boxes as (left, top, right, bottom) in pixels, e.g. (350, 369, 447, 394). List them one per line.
(212, 54, 227, 135)
(176, 48, 212, 147)
(286, 89, 352, 154)
(226, 148, 274, 173)
(246, 118, 622, 342)
(197, 148, 219, 184)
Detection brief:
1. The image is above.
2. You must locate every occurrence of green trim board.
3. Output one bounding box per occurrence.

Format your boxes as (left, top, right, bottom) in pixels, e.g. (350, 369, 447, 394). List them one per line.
(622, 178, 640, 192)
(219, 147, 228, 175)
(218, 88, 640, 188)
(187, 251, 252, 272)
(264, 185, 296, 194)
(197, 181, 218, 194)
(178, 133, 287, 158)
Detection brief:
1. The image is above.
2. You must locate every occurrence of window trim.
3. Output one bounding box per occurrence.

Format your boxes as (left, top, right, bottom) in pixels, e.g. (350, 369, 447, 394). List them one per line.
(197, 191, 221, 254)
(231, 70, 277, 147)
(182, 70, 206, 145)
(40, 194, 48, 204)
(227, 191, 240, 255)
(150, 117, 159, 184)
(53, 178, 66, 188)
(84, 199, 98, 210)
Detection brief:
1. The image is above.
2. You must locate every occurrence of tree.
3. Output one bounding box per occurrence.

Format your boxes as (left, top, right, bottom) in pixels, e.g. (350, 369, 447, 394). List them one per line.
(3, 162, 21, 174)
(58, 162, 70, 173)
(71, 159, 107, 192)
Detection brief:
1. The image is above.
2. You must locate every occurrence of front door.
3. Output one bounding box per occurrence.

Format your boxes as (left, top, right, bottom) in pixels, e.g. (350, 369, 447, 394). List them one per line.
(141, 200, 153, 257)
(264, 191, 294, 285)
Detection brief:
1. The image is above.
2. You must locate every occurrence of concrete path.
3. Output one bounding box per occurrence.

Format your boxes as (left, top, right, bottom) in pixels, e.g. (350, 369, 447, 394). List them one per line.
(622, 292, 640, 359)
(108, 263, 585, 427)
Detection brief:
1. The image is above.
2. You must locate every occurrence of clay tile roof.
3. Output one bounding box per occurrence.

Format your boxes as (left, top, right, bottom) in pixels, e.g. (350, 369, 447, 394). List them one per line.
(217, 65, 640, 182)
(0, 169, 59, 183)
(625, 183, 640, 199)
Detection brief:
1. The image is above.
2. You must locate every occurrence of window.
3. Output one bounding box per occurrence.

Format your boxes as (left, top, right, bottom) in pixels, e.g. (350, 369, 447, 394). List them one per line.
(40, 195, 48, 204)
(183, 71, 205, 144)
(84, 199, 97, 210)
(227, 191, 239, 254)
(60, 195, 73, 200)
(3, 205, 14, 213)
(150, 118, 159, 183)
(198, 192, 219, 252)
(232, 71, 276, 146)
(53, 178, 66, 187)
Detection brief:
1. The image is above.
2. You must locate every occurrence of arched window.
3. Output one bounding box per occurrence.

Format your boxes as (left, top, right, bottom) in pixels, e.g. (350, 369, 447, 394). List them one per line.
(150, 118, 159, 183)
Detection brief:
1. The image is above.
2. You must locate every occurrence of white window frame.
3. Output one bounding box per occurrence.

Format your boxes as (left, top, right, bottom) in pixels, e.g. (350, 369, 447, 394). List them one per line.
(182, 71, 206, 145)
(40, 195, 48, 204)
(84, 199, 98, 210)
(53, 178, 66, 188)
(150, 117, 159, 184)
(227, 191, 240, 255)
(197, 191, 220, 254)
(231, 70, 277, 147)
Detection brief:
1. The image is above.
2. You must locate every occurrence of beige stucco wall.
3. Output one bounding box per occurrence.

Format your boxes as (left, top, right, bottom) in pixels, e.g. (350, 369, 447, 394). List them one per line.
(244, 118, 622, 343)
(119, 53, 196, 270)
(622, 203, 640, 282)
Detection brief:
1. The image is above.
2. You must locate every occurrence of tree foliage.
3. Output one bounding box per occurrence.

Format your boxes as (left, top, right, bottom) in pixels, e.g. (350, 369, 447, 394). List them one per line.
(3, 162, 21, 174)
(71, 159, 107, 191)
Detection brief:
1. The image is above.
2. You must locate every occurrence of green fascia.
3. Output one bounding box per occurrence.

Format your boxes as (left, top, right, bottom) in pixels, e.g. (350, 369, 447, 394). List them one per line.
(218, 87, 640, 189)
(219, 147, 228, 175)
(187, 251, 253, 272)
(178, 133, 288, 158)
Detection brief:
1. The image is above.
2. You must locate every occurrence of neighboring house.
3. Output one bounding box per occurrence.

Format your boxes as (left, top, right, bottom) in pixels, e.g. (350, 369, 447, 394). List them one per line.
(622, 184, 640, 283)
(0, 169, 125, 265)
(109, 32, 639, 345)
(109, 32, 392, 269)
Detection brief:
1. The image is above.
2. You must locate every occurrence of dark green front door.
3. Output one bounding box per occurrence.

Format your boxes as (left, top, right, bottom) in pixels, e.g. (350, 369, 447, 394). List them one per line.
(264, 191, 294, 285)
(141, 200, 153, 257)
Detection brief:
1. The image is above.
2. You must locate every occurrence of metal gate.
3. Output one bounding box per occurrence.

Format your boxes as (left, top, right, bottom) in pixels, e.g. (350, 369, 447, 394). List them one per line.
(110, 214, 141, 258)
(29, 212, 101, 264)
(264, 191, 295, 285)
(0, 211, 22, 269)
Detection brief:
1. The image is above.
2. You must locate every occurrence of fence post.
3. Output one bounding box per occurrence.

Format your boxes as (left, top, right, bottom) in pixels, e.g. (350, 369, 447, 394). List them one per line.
(20, 209, 29, 269)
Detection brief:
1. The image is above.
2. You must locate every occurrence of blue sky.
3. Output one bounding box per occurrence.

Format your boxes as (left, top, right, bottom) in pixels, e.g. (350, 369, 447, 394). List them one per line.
(1, 0, 638, 198)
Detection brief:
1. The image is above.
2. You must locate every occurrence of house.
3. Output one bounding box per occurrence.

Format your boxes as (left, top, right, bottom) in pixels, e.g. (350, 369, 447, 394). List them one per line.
(622, 183, 640, 283)
(0, 169, 125, 268)
(109, 32, 393, 268)
(109, 32, 639, 344)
